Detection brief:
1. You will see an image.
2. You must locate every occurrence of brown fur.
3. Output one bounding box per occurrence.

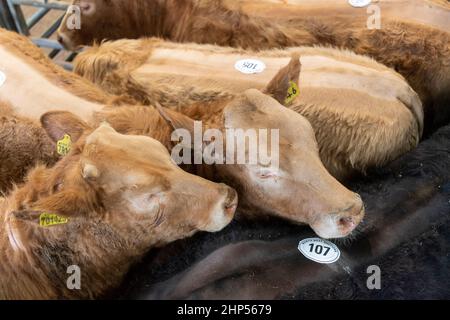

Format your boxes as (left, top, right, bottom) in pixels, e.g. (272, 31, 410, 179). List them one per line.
(0, 28, 138, 192)
(0, 101, 58, 194)
(0, 116, 236, 299)
(0, 28, 137, 106)
(0, 30, 364, 238)
(59, 0, 450, 133)
(74, 38, 422, 179)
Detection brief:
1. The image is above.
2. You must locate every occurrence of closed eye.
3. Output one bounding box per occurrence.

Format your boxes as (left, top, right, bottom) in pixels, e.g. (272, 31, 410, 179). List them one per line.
(257, 168, 278, 179)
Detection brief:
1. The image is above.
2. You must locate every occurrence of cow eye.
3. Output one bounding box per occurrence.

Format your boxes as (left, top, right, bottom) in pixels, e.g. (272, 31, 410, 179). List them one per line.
(80, 3, 90, 11)
(79, 2, 95, 14)
(257, 168, 278, 179)
(53, 182, 64, 192)
(147, 192, 164, 203)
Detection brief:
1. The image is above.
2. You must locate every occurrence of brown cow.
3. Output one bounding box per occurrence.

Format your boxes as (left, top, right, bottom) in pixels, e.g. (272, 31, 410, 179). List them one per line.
(232, 0, 450, 33)
(0, 28, 126, 192)
(0, 29, 364, 238)
(0, 114, 237, 299)
(73, 38, 423, 180)
(0, 101, 58, 193)
(57, 0, 450, 133)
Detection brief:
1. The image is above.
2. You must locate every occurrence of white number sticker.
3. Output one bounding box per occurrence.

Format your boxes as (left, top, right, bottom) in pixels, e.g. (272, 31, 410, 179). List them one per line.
(235, 59, 266, 74)
(348, 0, 372, 8)
(298, 238, 341, 264)
(0, 71, 6, 88)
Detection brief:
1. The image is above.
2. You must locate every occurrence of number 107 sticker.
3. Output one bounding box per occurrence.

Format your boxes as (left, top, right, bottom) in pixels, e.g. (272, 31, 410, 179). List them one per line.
(298, 238, 341, 264)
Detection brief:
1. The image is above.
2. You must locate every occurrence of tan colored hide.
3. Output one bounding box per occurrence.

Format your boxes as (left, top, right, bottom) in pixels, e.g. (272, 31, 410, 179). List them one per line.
(57, 0, 450, 132)
(231, 0, 450, 33)
(0, 102, 58, 193)
(0, 28, 116, 191)
(0, 29, 364, 238)
(74, 39, 423, 179)
(0, 120, 236, 299)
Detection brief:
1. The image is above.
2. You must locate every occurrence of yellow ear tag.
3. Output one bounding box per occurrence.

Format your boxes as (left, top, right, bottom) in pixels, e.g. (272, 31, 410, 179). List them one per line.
(39, 213, 69, 227)
(285, 81, 300, 105)
(57, 134, 72, 156)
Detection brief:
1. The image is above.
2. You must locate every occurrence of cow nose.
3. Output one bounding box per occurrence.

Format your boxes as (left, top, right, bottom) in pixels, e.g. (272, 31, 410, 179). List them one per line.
(343, 194, 365, 217)
(222, 185, 238, 216)
(339, 216, 356, 231)
(56, 34, 64, 45)
(338, 200, 364, 235)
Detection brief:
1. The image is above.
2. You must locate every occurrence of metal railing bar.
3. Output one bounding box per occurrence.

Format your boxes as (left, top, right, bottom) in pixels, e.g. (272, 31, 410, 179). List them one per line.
(26, 7, 50, 29)
(10, 0, 69, 11)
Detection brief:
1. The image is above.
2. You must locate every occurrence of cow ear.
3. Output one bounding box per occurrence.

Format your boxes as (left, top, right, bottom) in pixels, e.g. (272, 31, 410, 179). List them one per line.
(263, 54, 301, 105)
(7, 211, 38, 252)
(154, 103, 212, 161)
(41, 111, 90, 144)
(154, 103, 197, 137)
(6, 210, 68, 253)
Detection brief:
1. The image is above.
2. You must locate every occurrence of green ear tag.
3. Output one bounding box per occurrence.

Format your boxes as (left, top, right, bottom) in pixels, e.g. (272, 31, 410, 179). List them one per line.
(57, 134, 72, 156)
(39, 213, 69, 227)
(285, 81, 300, 105)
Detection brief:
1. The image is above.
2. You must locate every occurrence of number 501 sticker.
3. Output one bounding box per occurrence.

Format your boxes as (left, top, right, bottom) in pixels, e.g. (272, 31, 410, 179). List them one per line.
(348, 0, 372, 8)
(235, 59, 266, 74)
(298, 238, 341, 264)
(0, 71, 6, 88)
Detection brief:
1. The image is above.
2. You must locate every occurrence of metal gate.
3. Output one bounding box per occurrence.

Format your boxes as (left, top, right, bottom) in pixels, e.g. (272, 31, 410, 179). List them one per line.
(0, 0, 75, 69)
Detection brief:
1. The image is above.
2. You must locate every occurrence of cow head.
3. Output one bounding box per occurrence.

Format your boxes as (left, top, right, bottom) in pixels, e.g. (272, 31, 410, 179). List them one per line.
(157, 57, 365, 239)
(7, 112, 237, 257)
(57, 0, 164, 50)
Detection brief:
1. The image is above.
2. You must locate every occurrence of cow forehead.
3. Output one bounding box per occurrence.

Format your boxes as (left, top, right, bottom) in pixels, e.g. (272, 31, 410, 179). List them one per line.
(224, 91, 316, 144)
(85, 124, 173, 163)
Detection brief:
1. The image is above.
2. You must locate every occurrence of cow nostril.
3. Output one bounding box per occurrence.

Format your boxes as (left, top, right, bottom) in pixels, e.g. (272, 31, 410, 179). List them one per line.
(339, 216, 355, 229)
(224, 203, 237, 215)
(223, 187, 238, 215)
(57, 34, 63, 44)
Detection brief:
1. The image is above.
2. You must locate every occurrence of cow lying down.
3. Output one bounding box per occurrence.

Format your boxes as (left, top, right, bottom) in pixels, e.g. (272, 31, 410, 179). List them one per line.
(0, 113, 238, 299)
(235, 0, 450, 34)
(74, 38, 423, 180)
(0, 28, 124, 193)
(0, 101, 58, 193)
(114, 121, 450, 299)
(57, 0, 450, 134)
(0, 29, 363, 238)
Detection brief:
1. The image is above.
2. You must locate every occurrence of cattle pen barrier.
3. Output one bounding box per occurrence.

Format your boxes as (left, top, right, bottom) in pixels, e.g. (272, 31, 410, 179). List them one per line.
(0, 0, 75, 70)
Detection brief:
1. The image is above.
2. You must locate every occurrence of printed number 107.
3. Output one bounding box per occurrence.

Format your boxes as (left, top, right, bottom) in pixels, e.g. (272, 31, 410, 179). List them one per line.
(309, 244, 331, 256)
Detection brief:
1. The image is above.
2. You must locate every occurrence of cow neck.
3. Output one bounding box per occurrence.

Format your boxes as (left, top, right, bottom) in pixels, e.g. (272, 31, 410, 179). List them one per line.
(173, 99, 228, 131)
(130, 0, 168, 38)
(0, 166, 139, 299)
(0, 212, 137, 299)
(161, 0, 308, 49)
(166, 100, 228, 181)
(160, 0, 191, 38)
(94, 104, 226, 180)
